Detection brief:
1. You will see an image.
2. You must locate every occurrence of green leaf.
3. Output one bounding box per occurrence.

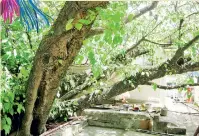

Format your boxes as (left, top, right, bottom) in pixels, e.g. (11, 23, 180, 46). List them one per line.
(75, 23, 83, 30)
(127, 14, 134, 22)
(192, 46, 196, 56)
(3, 103, 11, 112)
(187, 92, 192, 99)
(76, 55, 84, 64)
(20, 67, 29, 77)
(43, 7, 49, 13)
(193, 30, 199, 37)
(1, 117, 11, 134)
(9, 108, 14, 116)
(88, 51, 96, 66)
(67, 19, 74, 24)
(65, 23, 73, 31)
(111, 12, 122, 22)
(73, 100, 78, 105)
(5, 117, 11, 125)
(1, 118, 7, 129)
(58, 59, 63, 65)
(8, 91, 14, 102)
(178, 87, 183, 92)
(104, 30, 112, 44)
(88, 10, 96, 15)
(78, 19, 91, 25)
(92, 66, 101, 78)
(113, 34, 122, 45)
(3, 96, 10, 103)
(4, 125, 11, 135)
(17, 103, 25, 114)
(152, 83, 157, 91)
(65, 19, 74, 31)
(83, 39, 89, 45)
(187, 78, 194, 84)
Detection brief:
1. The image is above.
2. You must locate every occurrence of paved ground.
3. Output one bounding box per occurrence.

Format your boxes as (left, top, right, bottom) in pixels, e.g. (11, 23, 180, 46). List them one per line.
(162, 102, 199, 136)
(77, 102, 199, 136)
(164, 111, 199, 136)
(76, 126, 154, 136)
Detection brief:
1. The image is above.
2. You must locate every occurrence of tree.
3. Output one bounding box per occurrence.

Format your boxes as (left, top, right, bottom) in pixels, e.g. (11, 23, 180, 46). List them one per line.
(1, 1, 199, 136)
(13, 1, 108, 135)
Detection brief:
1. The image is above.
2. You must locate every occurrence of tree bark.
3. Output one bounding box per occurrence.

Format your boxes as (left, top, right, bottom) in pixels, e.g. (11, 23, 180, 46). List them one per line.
(18, 1, 108, 135)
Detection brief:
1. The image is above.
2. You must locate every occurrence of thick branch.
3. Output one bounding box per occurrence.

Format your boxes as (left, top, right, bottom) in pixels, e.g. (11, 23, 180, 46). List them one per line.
(170, 35, 199, 63)
(76, 60, 199, 109)
(75, 35, 199, 109)
(125, 1, 159, 24)
(88, 2, 158, 38)
(85, 28, 104, 38)
(60, 76, 92, 101)
(175, 62, 199, 74)
(146, 82, 199, 89)
(133, 50, 150, 58)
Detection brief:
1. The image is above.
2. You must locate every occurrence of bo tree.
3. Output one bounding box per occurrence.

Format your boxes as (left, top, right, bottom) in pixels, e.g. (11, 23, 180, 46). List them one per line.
(11, 1, 109, 135)
(1, 1, 199, 136)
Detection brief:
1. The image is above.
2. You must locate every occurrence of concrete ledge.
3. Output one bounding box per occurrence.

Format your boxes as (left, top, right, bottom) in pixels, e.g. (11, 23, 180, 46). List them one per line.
(84, 109, 151, 130)
(153, 119, 186, 135)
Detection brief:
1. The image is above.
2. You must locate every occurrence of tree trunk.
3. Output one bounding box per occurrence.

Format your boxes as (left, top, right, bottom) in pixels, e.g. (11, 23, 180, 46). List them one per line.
(18, 2, 108, 135)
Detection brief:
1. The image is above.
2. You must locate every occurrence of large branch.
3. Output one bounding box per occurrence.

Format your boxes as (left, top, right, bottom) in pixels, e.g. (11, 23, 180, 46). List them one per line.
(146, 82, 199, 89)
(170, 35, 199, 63)
(85, 28, 104, 38)
(88, 2, 158, 37)
(74, 35, 199, 109)
(76, 60, 199, 109)
(66, 34, 199, 101)
(125, 1, 159, 24)
(60, 76, 92, 101)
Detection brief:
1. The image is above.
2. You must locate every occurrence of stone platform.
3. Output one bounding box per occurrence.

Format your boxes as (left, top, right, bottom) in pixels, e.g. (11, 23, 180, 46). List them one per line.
(42, 104, 199, 136)
(84, 109, 151, 130)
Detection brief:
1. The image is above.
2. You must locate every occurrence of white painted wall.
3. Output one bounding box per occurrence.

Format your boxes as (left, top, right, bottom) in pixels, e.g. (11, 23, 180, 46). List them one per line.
(115, 75, 199, 105)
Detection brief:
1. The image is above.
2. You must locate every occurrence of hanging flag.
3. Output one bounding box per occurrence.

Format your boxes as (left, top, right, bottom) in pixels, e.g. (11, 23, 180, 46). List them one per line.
(0, 0, 49, 32)
(0, 0, 20, 23)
